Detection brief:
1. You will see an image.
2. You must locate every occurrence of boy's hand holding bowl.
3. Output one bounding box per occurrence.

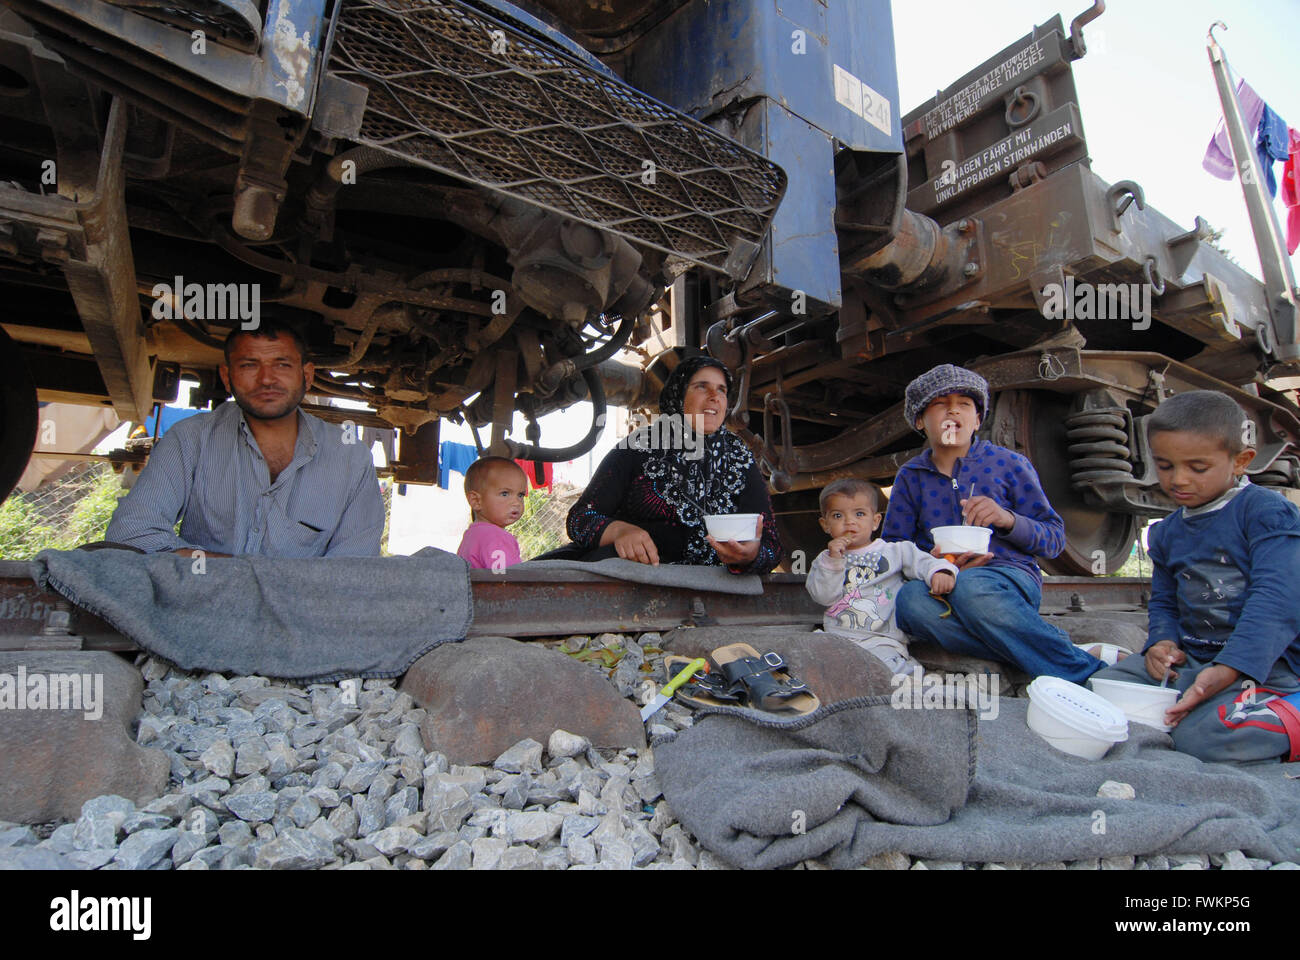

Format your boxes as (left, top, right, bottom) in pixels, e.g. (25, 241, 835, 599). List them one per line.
(927, 495, 1014, 569)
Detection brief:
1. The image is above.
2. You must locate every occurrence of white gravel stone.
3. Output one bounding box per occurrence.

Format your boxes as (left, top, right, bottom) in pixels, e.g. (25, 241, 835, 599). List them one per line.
(255, 828, 335, 869)
(432, 841, 472, 870)
(1216, 850, 1252, 871)
(289, 795, 322, 829)
(388, 723, 421, 756)
(547, 729, 590, 759)
(200, 739, 236, 779)
(598, 839, 634, 870)
(235, 741, 270, 777)
(494, 739, 545, 775)
(1096, 780, 1136, 800)
(368, 826, 423, 856)
(471, 836, 508, 869)
(506, 811, 562, 845)
(113, 828, 179, 870)
(225, 791, 277, 822)
(498, 845, 541, 870)
(568, 836, 597, 865)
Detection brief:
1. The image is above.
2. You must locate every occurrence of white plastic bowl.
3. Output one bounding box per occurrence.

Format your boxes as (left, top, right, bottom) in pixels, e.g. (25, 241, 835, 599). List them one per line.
(1088, 677, 1179, 732)
(1026, 676, 1129, 760)
(931, 525, 993, 554)
(703, 513, 760, 541)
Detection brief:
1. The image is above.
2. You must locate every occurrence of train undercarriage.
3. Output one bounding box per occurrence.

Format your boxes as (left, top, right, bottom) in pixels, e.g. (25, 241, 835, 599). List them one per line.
(1, 0, 1298, 574)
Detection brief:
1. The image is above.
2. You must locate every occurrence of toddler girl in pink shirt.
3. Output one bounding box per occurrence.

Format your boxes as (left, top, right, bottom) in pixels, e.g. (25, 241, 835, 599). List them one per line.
(456, 457, 526, 570)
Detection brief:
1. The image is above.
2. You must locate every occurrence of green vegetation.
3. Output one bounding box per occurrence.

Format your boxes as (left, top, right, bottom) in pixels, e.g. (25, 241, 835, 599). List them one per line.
(0, 466, 125, 559)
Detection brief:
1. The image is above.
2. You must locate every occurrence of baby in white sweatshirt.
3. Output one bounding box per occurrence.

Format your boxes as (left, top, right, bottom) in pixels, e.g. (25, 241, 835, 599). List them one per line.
(805, 478, 958, 676)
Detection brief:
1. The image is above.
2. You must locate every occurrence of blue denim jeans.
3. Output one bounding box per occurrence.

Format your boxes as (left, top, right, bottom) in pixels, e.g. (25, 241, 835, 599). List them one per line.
(895, 565, 1103, 684)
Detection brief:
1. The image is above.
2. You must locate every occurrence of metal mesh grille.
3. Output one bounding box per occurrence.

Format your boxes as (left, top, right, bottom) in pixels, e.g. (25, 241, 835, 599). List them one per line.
(106, 0, 262, 52)
(327, 0, 785, 276)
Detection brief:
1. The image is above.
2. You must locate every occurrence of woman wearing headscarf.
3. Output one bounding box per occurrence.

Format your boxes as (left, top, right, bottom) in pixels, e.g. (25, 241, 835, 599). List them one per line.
(564, 356, 782, 573)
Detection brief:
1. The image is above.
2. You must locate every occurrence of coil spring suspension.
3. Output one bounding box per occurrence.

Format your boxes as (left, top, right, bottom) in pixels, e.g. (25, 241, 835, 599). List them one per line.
(1064, 406, 1134, 487)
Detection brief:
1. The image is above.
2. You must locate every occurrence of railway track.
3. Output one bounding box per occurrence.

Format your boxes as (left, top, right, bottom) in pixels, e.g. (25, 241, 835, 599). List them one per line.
(0, 559, 1149, 652)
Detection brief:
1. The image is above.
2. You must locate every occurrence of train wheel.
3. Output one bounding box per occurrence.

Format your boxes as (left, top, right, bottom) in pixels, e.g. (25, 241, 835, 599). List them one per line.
(0, 328, 39, 503)
(1009, 389, 1139, 576)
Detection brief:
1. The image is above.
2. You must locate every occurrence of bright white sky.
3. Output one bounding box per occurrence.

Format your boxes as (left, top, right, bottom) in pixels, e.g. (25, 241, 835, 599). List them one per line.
(892, 0, 1299, 276)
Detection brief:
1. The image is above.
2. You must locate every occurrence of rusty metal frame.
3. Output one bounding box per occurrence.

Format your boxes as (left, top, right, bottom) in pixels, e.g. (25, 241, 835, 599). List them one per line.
(0, 98, 154, 423)
(775, 347, 1300, 493)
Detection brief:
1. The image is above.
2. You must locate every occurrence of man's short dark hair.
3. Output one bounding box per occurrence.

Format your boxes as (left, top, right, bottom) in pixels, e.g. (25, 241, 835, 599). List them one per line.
(1147, 390, 1250, 455)
(819, 477, 887, 515)
(464, 456, 526, 495)
(223, 318, 309, 364)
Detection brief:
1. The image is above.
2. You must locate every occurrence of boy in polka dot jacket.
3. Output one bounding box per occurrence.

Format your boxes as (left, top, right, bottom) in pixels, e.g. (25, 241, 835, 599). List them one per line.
(883, 364, 1104, 683)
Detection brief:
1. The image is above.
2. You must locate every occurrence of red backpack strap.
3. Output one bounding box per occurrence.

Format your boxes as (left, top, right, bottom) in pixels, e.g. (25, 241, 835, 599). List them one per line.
(1264, 695, 1300, 763)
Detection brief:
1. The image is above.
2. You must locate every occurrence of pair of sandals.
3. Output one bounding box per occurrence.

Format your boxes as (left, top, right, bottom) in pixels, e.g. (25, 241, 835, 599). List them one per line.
(665, 644, 820, 715)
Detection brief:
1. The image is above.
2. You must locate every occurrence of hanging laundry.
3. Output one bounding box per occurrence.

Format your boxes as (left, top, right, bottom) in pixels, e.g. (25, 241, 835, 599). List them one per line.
(438, 441, 479, 489)
(1203, 78, 1265, 180)
(1283, 127, 1300, 256)
(1257, 104, 1290, 198)
(515, 458, 554, 493)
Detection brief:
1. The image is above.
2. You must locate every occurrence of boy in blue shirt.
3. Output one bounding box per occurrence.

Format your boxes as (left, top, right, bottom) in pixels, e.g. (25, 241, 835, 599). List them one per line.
(1089, 390, 1300, 763)
(884, 364, 1103, 683)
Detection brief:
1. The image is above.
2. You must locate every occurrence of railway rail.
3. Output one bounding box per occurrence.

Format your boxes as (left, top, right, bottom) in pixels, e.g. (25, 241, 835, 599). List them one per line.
(0, 560, 1149, 652)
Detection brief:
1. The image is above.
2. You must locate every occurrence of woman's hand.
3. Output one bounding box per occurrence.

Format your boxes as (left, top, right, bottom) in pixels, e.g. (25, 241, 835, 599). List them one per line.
(602, 521, 660, 565)
(707, 516, 763, 568)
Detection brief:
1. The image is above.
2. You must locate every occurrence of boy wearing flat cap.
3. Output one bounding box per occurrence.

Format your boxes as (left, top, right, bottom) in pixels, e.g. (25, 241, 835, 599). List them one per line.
(882, 364, 1104, 683)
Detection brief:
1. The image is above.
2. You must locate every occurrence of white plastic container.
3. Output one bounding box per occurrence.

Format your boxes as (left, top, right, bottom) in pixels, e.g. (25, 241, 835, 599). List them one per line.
(703, 513, 760, 540)
(930, 525, 993, 554)
(1026, 676, 1129, 760)
(1088, 677, 1180, 732)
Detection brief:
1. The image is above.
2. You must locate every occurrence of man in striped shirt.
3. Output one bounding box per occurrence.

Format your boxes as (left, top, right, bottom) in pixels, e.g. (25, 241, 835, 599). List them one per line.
(105, 320, 384, 557)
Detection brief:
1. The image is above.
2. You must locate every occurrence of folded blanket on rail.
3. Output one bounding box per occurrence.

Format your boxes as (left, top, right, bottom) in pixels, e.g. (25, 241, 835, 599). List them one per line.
(515, 558, 763, 596)
(655, 696, 1300, 869)
(29, 547, 471, 683)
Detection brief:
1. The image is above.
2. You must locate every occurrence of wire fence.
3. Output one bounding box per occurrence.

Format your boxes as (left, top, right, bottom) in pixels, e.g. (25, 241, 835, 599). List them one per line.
(0, 461, 125, 559)
(515, 483, 583, 560)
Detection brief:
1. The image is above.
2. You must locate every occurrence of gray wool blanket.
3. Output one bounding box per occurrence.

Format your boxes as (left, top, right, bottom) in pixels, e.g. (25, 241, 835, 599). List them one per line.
(517, 558, 763, 595)
(30, 547, 471, 683)
(655, 696, 1300, 869)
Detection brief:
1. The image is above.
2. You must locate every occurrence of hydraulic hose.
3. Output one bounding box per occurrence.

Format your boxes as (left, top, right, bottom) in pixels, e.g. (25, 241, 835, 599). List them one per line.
(535, 310, 636, 396)
(504, 367, 607, 461)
